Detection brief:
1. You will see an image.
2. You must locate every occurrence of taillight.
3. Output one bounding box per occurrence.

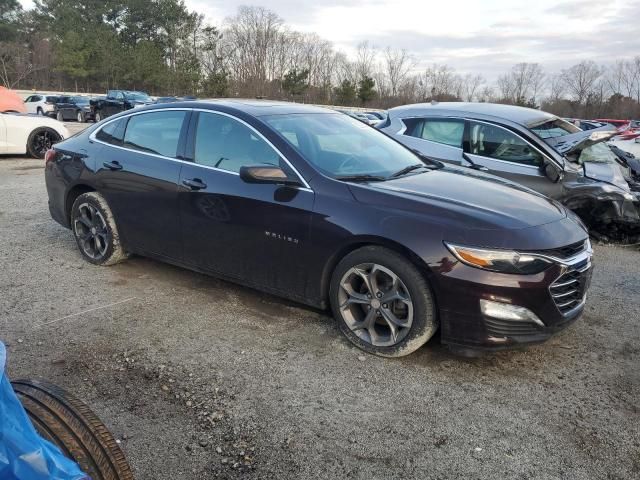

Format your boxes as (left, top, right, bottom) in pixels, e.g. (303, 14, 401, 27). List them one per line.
(44, 149, 56, 163)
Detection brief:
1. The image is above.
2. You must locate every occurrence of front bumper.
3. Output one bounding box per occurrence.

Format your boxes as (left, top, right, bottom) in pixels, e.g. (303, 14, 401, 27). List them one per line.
(434, 249, 593, 351)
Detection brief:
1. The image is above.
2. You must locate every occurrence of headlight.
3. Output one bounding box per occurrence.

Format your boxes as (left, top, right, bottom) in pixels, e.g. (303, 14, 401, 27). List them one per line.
(445, 243, 552, 274)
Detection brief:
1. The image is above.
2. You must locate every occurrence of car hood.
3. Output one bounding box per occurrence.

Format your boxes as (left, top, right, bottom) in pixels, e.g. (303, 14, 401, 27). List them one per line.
(544, 126, 617, 155)
(349, 167, 567, 231)
(582, 161, 631, 191)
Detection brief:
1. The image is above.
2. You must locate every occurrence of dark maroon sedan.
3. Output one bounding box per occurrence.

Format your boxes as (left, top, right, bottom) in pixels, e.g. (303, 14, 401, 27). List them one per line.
(44, 100, 592, 357)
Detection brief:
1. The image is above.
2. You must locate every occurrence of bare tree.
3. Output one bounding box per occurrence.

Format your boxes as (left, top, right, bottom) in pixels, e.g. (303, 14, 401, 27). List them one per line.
(497, 63, 545, 104)
(560, 60, 602, 105)
(354, 41, 376, 80)
(383, 47, 413, 97)
(461, 73, 485, 101)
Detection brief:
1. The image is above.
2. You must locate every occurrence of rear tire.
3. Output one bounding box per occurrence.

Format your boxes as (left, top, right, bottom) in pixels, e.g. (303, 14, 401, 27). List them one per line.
(26, 127, 62, 158)
(56, 111, 63, 122)
(95, 111, 102, 122)
(77, 110, 85, 123)
(37, 107, 44, 115)
(330, 246, 438, 357)
(11, 379, 134, 480)
(71, 192, 128, 266)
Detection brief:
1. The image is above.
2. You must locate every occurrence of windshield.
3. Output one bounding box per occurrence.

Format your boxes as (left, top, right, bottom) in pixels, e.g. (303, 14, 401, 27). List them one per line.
(72, 96, 89, 104)
(530, 118, 580, 139)
(126, 92, 150, 101)
(262, 113, 425, 179)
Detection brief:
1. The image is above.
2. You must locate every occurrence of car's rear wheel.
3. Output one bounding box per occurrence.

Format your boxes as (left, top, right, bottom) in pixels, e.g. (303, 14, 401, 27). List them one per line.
(26, 127, 62, 158)
(330, 246, 437, 357)
(71, 192, 128, 266)
(36, 107, 43, 115)
(56, 111, 63, 121)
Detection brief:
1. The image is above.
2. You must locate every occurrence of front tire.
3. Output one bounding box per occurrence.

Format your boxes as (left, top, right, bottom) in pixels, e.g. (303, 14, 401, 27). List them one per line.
(77, 110, 85, 122)
(94, 111, 102, 122)
(71, 192, 128, 266)
(56, 111, 63, 122)
(330, 246, 437, 357)
(36, 107, 43, 115)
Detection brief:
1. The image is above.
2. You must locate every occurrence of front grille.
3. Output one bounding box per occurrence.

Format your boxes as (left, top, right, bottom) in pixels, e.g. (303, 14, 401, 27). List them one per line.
(549, 259, 591, 315)
(534, 240, 587, 260)
(485, 318, 542, 337)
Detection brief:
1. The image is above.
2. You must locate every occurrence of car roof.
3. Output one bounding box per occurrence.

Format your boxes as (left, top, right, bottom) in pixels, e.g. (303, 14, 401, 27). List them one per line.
(145, 99, 335, 117)
(388, 102, 556, 128)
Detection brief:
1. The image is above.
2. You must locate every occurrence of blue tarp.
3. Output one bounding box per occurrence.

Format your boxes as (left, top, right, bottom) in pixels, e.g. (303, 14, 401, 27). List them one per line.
(0, 341, 89, 480)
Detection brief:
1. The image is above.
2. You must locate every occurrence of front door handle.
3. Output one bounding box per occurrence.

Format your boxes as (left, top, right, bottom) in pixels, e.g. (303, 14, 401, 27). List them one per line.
(103, 161, 122, 171)
(182, 178, 207, 190)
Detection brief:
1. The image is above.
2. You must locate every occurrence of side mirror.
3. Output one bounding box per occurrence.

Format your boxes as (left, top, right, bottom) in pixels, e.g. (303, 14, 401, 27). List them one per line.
(239, 165, 301, 187)
(542, 161, 563, 183)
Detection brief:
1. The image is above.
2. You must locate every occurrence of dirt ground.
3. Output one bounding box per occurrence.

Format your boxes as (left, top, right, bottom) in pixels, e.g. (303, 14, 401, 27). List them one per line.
(1, 128, 639, 479)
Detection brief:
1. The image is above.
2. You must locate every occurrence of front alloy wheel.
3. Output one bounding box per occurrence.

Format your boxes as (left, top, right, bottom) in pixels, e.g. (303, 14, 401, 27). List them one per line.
(26, 128, 61, 158)
(330, 246, 437, 357)
(338, 263, 414, 347)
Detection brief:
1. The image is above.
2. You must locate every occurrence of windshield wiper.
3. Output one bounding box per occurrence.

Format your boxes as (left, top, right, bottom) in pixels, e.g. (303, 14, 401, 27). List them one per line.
(389, 164, 429, 178)
(334, 174, 386, 182)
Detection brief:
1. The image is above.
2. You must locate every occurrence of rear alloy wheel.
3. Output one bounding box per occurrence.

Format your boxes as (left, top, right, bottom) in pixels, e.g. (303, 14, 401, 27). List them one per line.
(26, 127, 62, 158)
(71, 192, 128, 266)
(56, 111, 63, 121)
(77, 110, 85, 123)
(94, 111, 102, 122)
(330, 246, 437, 357)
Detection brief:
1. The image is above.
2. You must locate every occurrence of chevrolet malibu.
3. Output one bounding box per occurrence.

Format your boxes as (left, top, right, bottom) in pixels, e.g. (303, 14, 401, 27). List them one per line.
(44, 100, 593, 357)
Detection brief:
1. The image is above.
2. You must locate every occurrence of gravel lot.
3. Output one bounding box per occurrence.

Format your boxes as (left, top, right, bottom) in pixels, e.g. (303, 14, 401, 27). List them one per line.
(1, 126, 639, 479)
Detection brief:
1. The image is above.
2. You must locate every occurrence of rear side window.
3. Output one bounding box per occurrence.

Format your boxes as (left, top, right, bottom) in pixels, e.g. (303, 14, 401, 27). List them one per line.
(45, 96, 59, 103)
(403, 118, 464, 147)
(96, 118, 126, 146)
(468, 121, 543, 166)
(123, 111, 186, 158)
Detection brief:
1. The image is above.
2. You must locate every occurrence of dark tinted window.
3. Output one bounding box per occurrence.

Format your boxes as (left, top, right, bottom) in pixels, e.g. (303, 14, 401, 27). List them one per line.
(45, 96, 59, 103)
(404, 118, 464, 147)
(468, 121, 543, 166)
(123, 111, 186, 158)
(96, 119, 125, 145)
(194, 112, 281, 173)
(72, 96, 89, 104)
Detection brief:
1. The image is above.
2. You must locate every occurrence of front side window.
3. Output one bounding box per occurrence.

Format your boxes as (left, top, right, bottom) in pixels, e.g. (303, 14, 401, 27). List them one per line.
(263, 113, 424, 178)
(468, 121, 544, 166)
(193, 112, 282, 173)
(403, 118, 464, 147)
(123, 111, 186, 158)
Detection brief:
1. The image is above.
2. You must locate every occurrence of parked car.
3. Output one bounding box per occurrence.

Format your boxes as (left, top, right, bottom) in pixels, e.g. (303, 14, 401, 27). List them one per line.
(0, 112, 68, 158)
(53, 96, 94, 122)
(593, 118, 630, 129)
(379, 102, 640, 236)
(45, 100, 592, 357)
(90, 90, 153, 122)
(0, 87, 27, 113)
(365, 111, 387, 121)
(24, 94, 59, 116)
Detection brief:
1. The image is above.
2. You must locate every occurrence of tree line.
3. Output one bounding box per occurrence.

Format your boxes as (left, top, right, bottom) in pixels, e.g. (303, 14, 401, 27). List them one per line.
(1, 0, 640, 119)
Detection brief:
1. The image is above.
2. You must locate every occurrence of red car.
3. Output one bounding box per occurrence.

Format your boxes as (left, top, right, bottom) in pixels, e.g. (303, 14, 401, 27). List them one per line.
(594, 118, 640, 141)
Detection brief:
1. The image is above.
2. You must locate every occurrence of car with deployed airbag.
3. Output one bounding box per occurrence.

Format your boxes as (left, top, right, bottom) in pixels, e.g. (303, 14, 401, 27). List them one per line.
(45, 100, 592, 356)
(378, 102, 640, 238)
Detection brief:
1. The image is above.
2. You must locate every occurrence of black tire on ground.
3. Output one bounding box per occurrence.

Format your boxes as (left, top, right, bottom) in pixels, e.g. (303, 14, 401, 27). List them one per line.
(11, 379, 134, 480)
(26, 127, 62, 158)
(95, 111, 102, 122)
(329, 246, 438, 357)
(71, 192, 129, 266)
(77, 110, 85, 123)
(37, 107, 43, 115)
(56, 111, 64, 121)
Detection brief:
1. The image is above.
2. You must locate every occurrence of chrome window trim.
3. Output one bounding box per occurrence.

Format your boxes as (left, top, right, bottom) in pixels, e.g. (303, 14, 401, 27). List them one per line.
(88, 107, 312, 190)
(396, 115, 562, 170)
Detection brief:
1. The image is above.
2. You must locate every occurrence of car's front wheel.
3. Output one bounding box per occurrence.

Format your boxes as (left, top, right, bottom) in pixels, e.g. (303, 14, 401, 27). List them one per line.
(71, 192, 128, 266)
(76, 110, 84, 123)
(330, 246, 438, 357)
(94, 111, 102, 122)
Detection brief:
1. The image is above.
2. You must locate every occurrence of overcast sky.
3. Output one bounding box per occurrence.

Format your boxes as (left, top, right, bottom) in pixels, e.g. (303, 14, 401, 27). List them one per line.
(19, 0, 640, 79)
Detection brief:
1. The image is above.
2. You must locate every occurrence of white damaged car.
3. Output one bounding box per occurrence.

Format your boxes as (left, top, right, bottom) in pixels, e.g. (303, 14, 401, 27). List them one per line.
(0, 112, 69, 158)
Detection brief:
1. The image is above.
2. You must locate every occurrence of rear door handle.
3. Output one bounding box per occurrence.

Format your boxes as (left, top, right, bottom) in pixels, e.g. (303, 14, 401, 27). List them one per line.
(182, 178, 207, 190)
(103, 161, 122, 171)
